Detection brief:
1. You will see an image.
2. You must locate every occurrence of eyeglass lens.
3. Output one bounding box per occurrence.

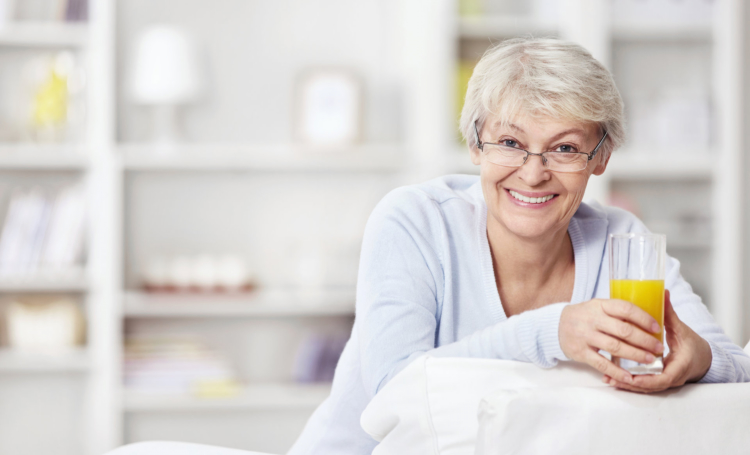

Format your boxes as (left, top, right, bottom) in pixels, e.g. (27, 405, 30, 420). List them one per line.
(483, 144, 588, 172)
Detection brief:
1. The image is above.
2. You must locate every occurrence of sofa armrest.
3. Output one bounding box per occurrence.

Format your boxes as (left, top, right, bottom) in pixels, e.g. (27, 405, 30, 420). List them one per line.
(477, 383, 750, 455)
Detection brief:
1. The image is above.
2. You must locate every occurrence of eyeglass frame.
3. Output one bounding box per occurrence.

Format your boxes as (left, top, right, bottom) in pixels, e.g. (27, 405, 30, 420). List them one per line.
(473, 120, 609, 173)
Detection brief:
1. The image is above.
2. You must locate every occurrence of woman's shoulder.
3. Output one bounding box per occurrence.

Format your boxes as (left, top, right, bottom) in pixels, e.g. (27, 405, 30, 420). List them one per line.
(375, 174, 482, 216)
(575, 200, 649, 234)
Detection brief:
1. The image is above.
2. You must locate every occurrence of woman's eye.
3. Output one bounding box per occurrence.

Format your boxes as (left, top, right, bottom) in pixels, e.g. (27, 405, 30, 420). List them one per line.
(557, 144, 576, 153)
(502, 139, 518, 147)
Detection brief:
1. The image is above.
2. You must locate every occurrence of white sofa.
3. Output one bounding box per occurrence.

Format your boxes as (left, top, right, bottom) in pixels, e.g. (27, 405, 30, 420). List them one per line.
(105, 442, 273, 455)
(361, 355, 750, 455)
(106, 341, 750, 455)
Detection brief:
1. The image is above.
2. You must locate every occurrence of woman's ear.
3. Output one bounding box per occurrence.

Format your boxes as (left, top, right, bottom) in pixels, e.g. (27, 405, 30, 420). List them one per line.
(592, 151, 610, 176)
(470, 144, 481, 165)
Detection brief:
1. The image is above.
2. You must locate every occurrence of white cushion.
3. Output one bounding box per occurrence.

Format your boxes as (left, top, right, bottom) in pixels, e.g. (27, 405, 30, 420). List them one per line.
(362, 356, 750, 455)
(105, 441, 275, 455)
(476, 383, 750, 455)
(744, 340, 750, 355)
(360, 356, 603, 455)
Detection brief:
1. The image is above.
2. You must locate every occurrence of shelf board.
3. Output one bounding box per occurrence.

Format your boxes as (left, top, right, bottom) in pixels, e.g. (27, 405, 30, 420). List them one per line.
(0, 348, 89, 372)
(123, 289, 356, 318)
(607, 151, 714, 179)
(0, 144, 89, 170)
(612, 22, 712, 42)
(0, 271, 88, 292)
(123, 382, 331, 412)
(0, 22, 88, 47)
(458, 16, 558, 39)
(120, 143, 405, 173)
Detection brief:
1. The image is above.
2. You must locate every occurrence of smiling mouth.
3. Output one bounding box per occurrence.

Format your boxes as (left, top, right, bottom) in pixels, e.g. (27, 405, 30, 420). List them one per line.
(508, 190, 557, 204)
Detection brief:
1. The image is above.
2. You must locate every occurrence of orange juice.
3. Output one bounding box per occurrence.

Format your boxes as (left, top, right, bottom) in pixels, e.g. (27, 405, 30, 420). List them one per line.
(610, 279, 664, 341)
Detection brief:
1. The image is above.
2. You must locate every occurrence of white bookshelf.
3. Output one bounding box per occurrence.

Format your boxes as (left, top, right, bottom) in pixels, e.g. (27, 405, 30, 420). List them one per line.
(612, 22, 712, 42)
(123, 290, 355, 318)
(120, 143, 405, 173)
(123, 383, 331, 412)
(0, 8, 99, 455)
(458, 15, 557, 38)
(0, 348, 89, 372)
(0, 272, 88, 292)
(0, 22, 89, 47)
(0, 144, 89, 170)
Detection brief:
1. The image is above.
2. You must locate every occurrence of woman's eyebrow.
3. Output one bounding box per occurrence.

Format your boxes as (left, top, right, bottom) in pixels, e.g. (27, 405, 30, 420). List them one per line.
(549, 128, 586, 142)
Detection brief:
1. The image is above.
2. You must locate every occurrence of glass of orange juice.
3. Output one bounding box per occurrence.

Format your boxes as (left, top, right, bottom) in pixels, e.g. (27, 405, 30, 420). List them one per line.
(609, 233, 666, 375)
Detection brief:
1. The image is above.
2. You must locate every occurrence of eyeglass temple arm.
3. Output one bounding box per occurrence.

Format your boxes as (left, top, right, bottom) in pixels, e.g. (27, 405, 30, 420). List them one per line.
(588, 130, 609, 160)
(473, 120, 483, 149)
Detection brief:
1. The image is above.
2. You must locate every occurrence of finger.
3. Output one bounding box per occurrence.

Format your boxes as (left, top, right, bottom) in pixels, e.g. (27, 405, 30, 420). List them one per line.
(630, 371, 674, 391)
(594, 316, 664, 355)
(663, 289, 681, 331)
(585, 349, 633, 384)
(589, 332, 657, 364)
(602, 299, 661, 334)
(607, 376, 667, 394)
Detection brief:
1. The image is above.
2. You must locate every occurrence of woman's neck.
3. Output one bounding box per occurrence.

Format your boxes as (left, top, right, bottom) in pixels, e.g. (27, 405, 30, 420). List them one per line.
(487, 220, 575, 315)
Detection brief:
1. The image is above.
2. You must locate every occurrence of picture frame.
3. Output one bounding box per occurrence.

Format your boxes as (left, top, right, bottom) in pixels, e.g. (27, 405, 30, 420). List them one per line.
(295, 68, 362, 146)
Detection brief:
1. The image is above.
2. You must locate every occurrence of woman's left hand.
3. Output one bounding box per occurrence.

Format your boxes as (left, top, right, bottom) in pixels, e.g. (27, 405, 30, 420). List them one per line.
(602, 290, 713, 393)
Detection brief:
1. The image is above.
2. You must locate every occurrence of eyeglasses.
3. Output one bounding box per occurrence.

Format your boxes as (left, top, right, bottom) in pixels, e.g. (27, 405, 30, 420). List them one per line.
(473, 120, 608, 173)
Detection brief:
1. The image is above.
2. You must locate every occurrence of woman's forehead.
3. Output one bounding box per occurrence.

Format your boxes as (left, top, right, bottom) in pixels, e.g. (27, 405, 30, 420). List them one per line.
(485, 115, 597, 136)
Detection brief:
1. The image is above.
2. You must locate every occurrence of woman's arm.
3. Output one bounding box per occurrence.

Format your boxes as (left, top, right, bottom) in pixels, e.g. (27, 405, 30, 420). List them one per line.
(664, 256, 750, 383)
(356, 188, 568, 398)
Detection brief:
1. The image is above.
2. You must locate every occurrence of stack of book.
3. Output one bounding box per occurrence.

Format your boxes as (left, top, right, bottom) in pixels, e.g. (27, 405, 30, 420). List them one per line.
(124, 335, 240, 397)
(0, 186, 86, 279)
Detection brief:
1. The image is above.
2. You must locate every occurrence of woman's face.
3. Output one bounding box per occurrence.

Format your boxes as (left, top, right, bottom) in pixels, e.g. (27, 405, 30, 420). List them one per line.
(472, 114, 609, 241)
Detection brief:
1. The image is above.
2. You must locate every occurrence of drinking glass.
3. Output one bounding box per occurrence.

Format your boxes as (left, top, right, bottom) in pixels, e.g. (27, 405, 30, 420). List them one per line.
(609, 233, 666, 375)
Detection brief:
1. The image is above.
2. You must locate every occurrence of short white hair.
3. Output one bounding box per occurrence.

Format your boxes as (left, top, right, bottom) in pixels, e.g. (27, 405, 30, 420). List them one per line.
(459, 38, 624, 159)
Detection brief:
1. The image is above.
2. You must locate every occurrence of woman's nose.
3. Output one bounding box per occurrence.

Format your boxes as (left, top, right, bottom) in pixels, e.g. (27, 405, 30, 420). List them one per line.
(516, 154, 551, 185)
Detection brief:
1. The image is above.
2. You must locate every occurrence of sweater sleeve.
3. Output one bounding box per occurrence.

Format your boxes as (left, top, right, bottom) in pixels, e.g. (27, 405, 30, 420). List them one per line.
(356, 189, 568, 398)
(665, 255, 750, 383)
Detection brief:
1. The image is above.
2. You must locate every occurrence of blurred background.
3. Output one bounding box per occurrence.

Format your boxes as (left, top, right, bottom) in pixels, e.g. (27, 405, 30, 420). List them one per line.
(0, 0, 746, 454)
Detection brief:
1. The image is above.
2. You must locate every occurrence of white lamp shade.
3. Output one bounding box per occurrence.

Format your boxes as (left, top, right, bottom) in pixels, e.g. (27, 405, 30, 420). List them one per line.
(130, 25, 202, 104)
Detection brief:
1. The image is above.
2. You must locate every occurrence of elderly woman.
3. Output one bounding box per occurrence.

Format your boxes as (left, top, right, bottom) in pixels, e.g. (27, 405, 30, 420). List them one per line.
(288, 38, 750, 455)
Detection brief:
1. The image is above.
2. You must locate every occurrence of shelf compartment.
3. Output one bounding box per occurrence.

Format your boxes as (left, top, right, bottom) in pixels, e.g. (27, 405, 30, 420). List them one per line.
(0, 22, 89, 48)
(612, 22, 712, 43)
(458, 16, 557, 39)
(0, 271, 88, 293)
(0, 144, 89, 170)
(0, 348, 89, 372)
(123, 382, 331, 411)
(120, 143, 405, 173)
(607, 151, 714, 179)
(123, 289, 356, 318)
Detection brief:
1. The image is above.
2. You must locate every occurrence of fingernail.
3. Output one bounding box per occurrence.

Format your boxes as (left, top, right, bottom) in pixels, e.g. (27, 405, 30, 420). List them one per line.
(645, 354, 655, 363)
(651, 322, 660, 333)
(655, 342, 664, 353)
(625, 375, 633, 384)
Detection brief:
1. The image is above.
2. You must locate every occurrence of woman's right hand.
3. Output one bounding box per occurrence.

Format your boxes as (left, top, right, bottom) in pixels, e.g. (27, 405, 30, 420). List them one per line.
(559, 299, 664, 384)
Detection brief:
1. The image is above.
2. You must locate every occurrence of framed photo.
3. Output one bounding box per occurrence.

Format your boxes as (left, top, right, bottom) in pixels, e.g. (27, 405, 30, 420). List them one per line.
(295, 69, 362, 146)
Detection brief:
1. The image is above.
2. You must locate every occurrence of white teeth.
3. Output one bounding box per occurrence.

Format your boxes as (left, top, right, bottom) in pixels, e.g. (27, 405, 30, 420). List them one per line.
(509, 190, 554, 204)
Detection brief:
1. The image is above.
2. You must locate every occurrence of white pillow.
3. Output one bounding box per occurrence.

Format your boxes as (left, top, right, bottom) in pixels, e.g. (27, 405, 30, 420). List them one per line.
(360, 356, 603, 455)
(476, 383, 750, 455)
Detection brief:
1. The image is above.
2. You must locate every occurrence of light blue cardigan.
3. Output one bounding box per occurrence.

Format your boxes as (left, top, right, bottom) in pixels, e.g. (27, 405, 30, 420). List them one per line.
(288, 175, 750, 455)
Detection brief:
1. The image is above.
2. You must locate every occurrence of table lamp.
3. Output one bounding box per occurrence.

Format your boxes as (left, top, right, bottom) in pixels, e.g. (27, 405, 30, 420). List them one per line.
(130, 25, 202, 147)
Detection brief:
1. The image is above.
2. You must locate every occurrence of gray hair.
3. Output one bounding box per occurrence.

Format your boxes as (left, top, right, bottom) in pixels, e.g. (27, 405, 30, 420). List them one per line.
(459, 38, 625, 160)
